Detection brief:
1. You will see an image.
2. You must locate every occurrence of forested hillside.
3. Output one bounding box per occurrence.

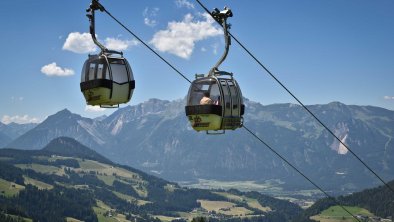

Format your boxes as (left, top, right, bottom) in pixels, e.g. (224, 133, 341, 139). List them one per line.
(293, 180, 394, 222)
(0, 137, 302, 222)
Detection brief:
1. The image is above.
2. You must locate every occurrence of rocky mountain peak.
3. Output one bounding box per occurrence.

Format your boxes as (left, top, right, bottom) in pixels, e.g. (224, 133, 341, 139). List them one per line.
(139, 98, 170, 114)
(57, 108, 72, 115)
(43, 109, 82, 124)
(326, 101, 350, 111)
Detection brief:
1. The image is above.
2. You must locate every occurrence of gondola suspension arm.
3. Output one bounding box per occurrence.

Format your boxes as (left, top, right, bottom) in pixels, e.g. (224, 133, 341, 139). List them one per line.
(210, 7, 233, 76)
(86, 0, 120, 55)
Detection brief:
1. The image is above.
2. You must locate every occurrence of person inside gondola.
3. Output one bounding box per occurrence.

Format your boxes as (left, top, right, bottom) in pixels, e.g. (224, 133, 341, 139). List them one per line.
(200, 91, 213, 105)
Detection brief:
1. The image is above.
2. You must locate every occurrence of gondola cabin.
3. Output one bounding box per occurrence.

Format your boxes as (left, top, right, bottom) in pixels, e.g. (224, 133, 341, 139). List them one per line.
(185, 72, 244, 132)
(80, 53, 135, 107)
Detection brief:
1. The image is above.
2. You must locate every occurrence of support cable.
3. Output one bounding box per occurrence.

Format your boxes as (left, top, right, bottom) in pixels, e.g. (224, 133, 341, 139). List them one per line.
(194, 0, 394, 194)
(88, 1, 367, 220)
(243, 124, 361, 222)
(92, 0, 191, 84)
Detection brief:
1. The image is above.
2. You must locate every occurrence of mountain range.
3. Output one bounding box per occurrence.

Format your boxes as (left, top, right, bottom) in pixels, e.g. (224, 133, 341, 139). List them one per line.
(2, 98, 394, 193)
(0, 122, 37, 147)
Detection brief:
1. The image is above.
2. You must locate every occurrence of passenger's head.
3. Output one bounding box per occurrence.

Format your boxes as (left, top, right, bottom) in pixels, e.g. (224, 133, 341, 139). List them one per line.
(203, 91, 210, 97)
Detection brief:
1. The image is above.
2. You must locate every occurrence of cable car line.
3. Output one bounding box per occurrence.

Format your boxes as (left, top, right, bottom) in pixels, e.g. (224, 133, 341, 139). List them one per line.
(81, 0, 135, 108)
(185, 7, 244, 134)
(195, 0, 394, 194)
(243, 124, 362, 222)
(86, 2, 362, 220)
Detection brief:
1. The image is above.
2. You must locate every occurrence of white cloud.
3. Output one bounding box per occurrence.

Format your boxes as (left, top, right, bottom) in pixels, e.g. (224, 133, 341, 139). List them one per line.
(104, 38, 139, 51)
(41, 62, 75, 77)
(144, 17, 157, 27)
(85, 105, 106, 112)
(63, 32, 137, 53)
(150, 13, 222, 59)
(175, 0, 194, 9)
(1, 115, 41, 124)
(62, 32, 97, 54)
(384, 96, 394, 100)
(143, 7, 159, 27)
(143, 7, 159, 17)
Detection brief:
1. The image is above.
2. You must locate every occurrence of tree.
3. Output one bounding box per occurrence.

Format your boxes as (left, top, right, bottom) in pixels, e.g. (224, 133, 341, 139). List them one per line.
(192, 217, 206, 222)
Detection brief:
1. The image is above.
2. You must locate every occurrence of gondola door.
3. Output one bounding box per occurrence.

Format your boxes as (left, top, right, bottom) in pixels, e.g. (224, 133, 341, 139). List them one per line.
(227, 80, 240, 116)
(220, 79, 231, 117)
(220, 79, 242, 130)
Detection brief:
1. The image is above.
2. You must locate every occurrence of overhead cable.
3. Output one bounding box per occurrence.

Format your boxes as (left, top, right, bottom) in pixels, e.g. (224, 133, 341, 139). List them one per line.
(89, 1, 365, 220)
(243, 124, 361, 222)
(94, 0, 191, 84)
(194, 0, 394, 194)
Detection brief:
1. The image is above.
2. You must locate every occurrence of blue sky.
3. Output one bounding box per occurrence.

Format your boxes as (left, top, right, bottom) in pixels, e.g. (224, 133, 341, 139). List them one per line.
(0, 0, 393, 124)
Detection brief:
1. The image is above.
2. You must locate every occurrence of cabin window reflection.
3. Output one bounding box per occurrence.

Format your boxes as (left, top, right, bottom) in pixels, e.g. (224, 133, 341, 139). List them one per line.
(97, 64, 104, 79)
(188, 83, 204, 106)
(103, 66, 109, 80)
(126, 62, 134, 79)
(81, 63, 87, 82)
(210, 84, 220, 105)
(110, 60, 128, 84)
(88, 63, 95, 81)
